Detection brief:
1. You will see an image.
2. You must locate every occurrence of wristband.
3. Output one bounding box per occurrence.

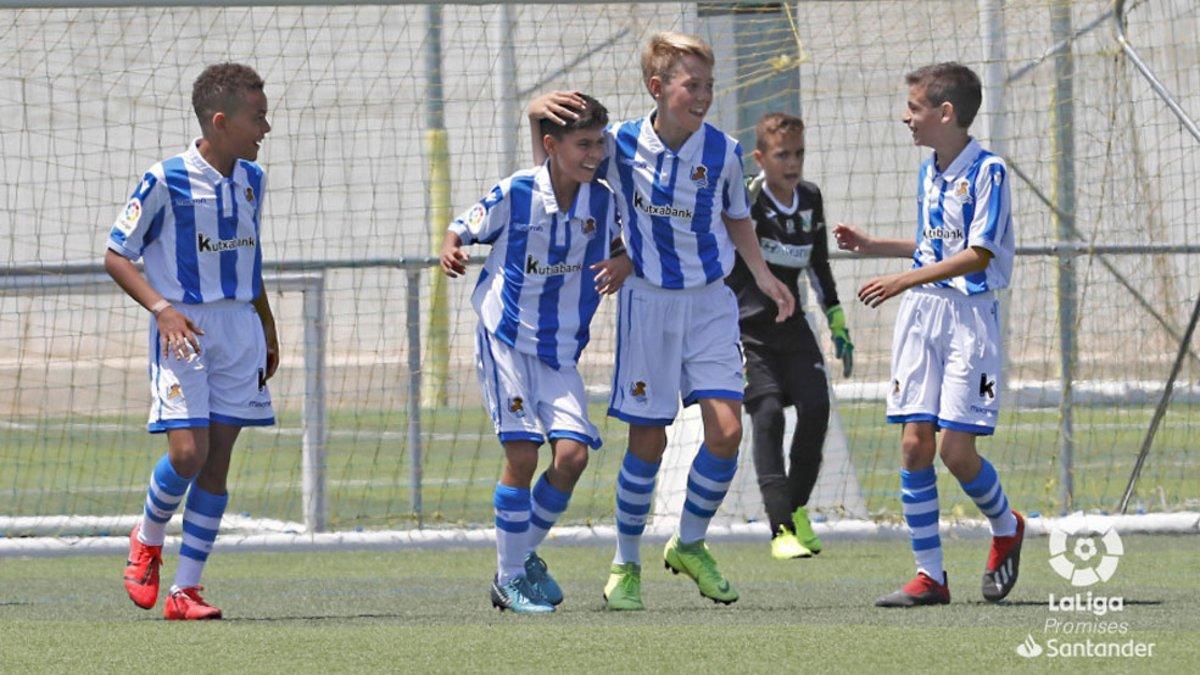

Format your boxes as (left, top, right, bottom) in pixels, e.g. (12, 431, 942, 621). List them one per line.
(150, 299, 171, 316)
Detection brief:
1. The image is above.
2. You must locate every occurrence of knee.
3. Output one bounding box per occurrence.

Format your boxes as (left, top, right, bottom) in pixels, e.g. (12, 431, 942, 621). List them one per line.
(794, 402, 830, 434)
(747, 395, 784, 420)
(705, 418, 742, 456)
(505, 451, 539, 484)
(629, 426, 668, 460)
(555, 445, 590, 483)
(938, 444, 979, 480)
(169, 442, 206, 478)
(194, 469, 227, 495)
(900, 430, 936, 468)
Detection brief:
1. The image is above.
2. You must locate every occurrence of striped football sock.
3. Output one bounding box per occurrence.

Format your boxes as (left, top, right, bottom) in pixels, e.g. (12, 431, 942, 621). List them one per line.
(493, 483, 531, 584)
(901, 466, 944, 582)
(138, 454, 192, 546)
(959, 457, 1018, 537)
(527, 472, 571, 551)
(613, 449, 659, 566)
(677, 444, 737, 545)
(173, 485, 228, 589)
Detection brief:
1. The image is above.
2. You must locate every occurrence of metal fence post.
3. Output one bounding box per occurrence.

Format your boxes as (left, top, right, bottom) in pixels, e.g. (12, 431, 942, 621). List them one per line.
(1050, 0, 1077, 515)
(302, 274, 327, 532)
(406, 268, 424, 527)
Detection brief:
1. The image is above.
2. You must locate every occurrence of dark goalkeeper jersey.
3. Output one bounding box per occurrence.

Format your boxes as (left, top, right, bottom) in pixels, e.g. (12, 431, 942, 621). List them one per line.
(726, 178, 841, 351)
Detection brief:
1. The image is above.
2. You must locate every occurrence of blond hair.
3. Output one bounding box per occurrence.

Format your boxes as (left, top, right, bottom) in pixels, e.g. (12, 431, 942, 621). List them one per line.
(640, 31, 715, 89)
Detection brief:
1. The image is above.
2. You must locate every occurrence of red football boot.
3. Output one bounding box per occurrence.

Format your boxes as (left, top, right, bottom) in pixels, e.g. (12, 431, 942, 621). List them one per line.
(123, 524, 162, 609)
(164, 586, 223, 620)
(875, 571, 951, 607)
(982, 510, 1025, 602)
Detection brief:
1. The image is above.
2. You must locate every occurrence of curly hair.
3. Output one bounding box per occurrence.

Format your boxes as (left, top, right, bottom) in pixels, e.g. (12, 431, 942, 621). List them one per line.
(192, 63, 264, 130)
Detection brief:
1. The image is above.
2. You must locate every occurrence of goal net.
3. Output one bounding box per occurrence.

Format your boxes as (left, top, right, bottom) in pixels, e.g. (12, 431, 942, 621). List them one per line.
(2, 0, 1198, 549)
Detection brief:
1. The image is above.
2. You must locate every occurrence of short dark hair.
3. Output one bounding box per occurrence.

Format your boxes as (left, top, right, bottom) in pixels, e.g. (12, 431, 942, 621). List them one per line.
(754, 112, 805, 152)
(539, 93, 609, 140)
(192, 63, 264, 130)
(905, 62, 982, 129)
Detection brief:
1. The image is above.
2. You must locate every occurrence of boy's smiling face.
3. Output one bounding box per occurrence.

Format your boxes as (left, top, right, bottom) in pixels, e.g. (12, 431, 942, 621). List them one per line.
(212, 89, 271, 162)
(754, 129, 805, 193)
(651, 54, 714, 136)
(903, 83, 949, 149)
(546, 125, 606, 185)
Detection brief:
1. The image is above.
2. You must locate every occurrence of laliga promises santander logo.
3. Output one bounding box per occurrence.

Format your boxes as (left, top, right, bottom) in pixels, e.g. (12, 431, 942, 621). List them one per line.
(1048, 519, 1124, 587)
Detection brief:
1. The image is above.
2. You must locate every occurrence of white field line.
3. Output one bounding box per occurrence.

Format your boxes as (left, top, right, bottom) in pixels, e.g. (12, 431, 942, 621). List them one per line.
(1, 512, 1196, 557)
(0, 419, 492, 442)
(1, 475, 497, 497)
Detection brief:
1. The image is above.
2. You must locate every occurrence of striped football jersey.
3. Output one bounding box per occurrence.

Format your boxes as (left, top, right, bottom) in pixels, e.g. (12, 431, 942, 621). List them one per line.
(107, 139, 265, 304)
(912, 138, 1014, 295)
(449, 161, 618, 370)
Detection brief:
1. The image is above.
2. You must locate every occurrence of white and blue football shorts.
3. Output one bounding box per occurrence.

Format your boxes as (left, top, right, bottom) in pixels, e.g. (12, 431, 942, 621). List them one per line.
(886, 286, 1002, 435)
(146, 299, 275, 433)
(474, 323, 602, 449)
(608, 276, 745, 426)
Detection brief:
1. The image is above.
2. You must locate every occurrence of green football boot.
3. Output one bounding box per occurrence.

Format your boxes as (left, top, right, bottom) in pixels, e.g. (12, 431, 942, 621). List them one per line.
(603, 562, 644, 611)
(792, 506, 823, 555)
(663, 535, 739, 605)
(770, 525, 813, 560)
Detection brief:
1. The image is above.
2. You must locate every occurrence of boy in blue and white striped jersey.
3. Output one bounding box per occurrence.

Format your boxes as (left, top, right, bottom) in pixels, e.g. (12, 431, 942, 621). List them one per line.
(441, 94, 631, 614)
(108, 63, 277, 620)
(835, 62, 1024, 608)
(529, 32, 795, 611)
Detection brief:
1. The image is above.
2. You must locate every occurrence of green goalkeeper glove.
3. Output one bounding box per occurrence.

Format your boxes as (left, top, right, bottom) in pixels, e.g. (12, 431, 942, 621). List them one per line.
(825, 304, 854, 378)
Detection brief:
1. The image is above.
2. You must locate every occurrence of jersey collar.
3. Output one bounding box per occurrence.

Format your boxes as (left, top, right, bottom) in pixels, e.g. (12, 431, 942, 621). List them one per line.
(931, 137, 982, 183)
(186, 138, 248, 186)
(760, 175, 800, 215)
(640, 110, 706, 162)
(533, 159, 589, 220)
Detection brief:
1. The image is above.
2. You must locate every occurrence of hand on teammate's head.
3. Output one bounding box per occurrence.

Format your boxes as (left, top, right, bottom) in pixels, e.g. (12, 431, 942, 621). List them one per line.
(529, 91, 585, 126)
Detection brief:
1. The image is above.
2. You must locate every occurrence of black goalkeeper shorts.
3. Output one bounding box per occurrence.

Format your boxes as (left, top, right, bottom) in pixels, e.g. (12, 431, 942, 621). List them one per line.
(742, 320, 828, 408)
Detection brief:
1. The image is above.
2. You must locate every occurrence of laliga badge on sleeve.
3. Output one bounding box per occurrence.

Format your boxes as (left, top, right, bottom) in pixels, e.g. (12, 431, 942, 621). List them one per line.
(467, 203, 487, 229)
(117, 198, 142, 235)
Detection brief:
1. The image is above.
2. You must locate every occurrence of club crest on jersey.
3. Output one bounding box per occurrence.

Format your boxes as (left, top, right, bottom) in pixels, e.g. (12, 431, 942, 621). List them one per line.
(245, 186, 255, 202)
(508, 396, 526, 418)
(166, 383, 182, 400)
(581, 217, 597, 237)
(630, 380, 648, 403)
(799, 210, 814, 233)
(690, 165, 708, 187)
(955, 180, 969, 197)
